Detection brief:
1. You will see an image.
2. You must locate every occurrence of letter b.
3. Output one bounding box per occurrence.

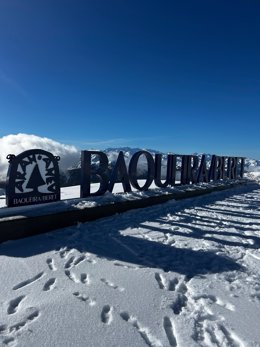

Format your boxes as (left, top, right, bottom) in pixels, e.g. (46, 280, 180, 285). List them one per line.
(80, 151, 109, 197)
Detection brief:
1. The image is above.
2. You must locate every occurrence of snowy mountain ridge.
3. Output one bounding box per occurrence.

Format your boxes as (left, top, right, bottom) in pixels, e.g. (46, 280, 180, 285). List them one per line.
(69, 147, 260, 172)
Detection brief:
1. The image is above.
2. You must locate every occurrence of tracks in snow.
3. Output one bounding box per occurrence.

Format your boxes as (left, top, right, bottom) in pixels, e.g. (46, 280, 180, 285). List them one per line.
(12, 272, 45, 290)
(120, 311, 163, 347)
(101, 305, 113, 325)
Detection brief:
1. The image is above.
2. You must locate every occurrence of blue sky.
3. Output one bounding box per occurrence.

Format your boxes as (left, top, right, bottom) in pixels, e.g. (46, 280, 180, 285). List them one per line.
(0, 0, 259, 158)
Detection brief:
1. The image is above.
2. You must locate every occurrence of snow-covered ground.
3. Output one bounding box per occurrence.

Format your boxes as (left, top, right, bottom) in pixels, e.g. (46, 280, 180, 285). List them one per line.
(0, 175, 260, 347)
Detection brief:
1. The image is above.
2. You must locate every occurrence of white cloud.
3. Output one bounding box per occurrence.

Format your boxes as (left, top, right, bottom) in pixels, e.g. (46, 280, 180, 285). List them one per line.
(0, 134, 80, 181)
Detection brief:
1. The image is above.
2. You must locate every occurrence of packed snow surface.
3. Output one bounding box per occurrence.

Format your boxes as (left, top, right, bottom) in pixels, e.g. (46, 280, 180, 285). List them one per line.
(0, 181, 260, 347)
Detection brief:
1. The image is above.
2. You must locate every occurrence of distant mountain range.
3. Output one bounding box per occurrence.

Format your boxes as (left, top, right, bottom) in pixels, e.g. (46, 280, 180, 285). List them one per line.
(68, 147, 260, 171)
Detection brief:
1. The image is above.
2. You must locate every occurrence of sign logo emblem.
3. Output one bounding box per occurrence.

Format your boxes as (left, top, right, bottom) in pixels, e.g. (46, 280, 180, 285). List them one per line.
(6, 149, 60, 207)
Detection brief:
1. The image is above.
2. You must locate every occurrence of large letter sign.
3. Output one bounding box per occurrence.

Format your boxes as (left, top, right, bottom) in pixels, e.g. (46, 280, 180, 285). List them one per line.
(4, 148, 245, 207)
(80, 151, 245, 197)
(6, 149, 60, 207)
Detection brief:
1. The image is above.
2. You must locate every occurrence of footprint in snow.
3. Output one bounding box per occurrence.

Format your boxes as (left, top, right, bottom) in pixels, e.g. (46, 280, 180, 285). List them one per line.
(59, 247, 74, 259)
(193, 315, 244, 347)
(0, 307, 40, 346)
(170, 281, 189, 315)
(43, 278, 57, 291)
(64, 255, 87, 270)
(80, 273, 90, 284)
(154, 273, 179, 291)
(73, 292, 96, 306)
(7, 296, 26, 315)
(9, 308, 40, 334)
(101, 305, 113, 325)
(46, 258, 57, 271)
(65, 270, 90, 284)
(100, 278, 125, 292)
(2, 336, 17, 346)
(120, 311, 162, 347)
(155, 273, 189, 316)
(193, 294, 235, 311)
(163, 316, 177, 347)
(12, 272, 45, 290)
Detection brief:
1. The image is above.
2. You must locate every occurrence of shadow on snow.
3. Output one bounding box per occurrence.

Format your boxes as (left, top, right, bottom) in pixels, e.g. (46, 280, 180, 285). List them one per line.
(1, 183, 260, 278)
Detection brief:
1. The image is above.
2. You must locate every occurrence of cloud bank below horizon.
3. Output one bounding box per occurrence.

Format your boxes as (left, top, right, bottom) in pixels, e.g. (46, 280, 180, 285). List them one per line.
(0, 134, 80, 180)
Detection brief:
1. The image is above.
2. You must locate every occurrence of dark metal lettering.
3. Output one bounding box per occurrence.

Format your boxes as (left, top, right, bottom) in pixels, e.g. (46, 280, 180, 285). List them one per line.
(197, 155, 208, 183)
(108, 151, 131, 193)
(191, 156, 199, 183)
(5, 149, 246, 208)
(80, 151, 109, 197)
(220, 157, 227, 179)
(168, 155, 177, 186)
(208, 155, 217, 181)
(227, 157, 238, 179)
(154, 154, 172, 188)
(129, 151, 155, 191)
(240, 157, 245, 178)
(209, 156, 226, 181)
(181, 155, 190, 185)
